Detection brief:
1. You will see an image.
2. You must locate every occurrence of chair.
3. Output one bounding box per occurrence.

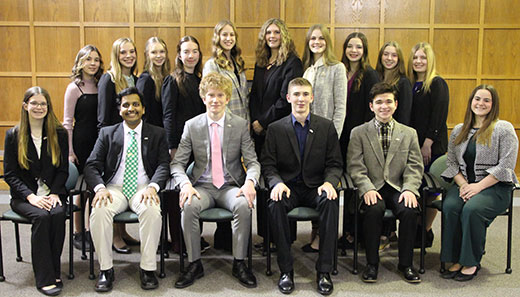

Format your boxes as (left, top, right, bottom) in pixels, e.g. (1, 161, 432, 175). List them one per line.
(264, 176, 346, 276)
(0, 161, 80, 281)
(424, 154, 519, 274)
(345, 173, 428, 275)
(87, 191, 167, 279)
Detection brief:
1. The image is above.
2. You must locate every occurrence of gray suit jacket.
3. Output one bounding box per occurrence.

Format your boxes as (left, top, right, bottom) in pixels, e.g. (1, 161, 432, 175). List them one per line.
(347, 118, 424, 197)
(171, 111, 260, 188)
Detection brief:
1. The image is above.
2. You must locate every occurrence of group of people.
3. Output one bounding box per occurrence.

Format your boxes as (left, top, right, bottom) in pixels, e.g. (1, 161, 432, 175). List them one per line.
(3, 17, 517, 296)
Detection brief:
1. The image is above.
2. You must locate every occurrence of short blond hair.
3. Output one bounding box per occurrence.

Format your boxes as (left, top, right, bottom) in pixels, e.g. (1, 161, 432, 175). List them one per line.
(199, 72, 232, 98)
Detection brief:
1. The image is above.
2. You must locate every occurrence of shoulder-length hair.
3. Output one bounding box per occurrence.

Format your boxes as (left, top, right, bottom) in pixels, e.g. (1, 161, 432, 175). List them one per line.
(255, 18, 298, 67)
(107, 37, 138, 93)
(17, 87, 64, 170)
(302, 24, 339, 70)
(173, 35, 203, 96)
(70, 45, 104, 85)
(212, 20, 245, 73)
(375, 41, 406, 87)
(407, 42, 438, 93)
(143, 37, 171, 100)
(455, 84, 500, 146)
(341, 32, 370, 92)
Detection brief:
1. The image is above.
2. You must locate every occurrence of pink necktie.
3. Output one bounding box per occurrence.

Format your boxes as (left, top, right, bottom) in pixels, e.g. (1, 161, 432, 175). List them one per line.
(211, 122, 224, 188)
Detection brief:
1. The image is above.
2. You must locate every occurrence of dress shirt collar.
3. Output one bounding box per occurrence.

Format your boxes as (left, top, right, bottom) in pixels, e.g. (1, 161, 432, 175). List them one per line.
(291, 113, 310, 127)
(123, 120, 143, 137)
(206, 112, 226, 128)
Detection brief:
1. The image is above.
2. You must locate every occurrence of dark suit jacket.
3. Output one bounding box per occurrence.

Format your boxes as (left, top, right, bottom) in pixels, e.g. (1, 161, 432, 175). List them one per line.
(4, 126, 69, 200)
(84, 122, 170, 190)
(97, 73, 138, 130)
(249, 54, 303, 129)
(261, 114, 343, 189)
(136, 71, 164, 127)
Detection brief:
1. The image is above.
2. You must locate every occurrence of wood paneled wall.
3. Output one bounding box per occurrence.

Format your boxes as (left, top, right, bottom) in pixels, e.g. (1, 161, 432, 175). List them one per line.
(1, 0, 520, 174)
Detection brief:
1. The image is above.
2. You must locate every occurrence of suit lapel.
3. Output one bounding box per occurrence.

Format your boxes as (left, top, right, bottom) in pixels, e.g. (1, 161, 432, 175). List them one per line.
(284, 116, 301, 164)
(223, 112, 232, 160)
(141, 122, 150, 173)
(114, 124, 125, 167)
(385, 123, 403, 167)
(366, 120, 385, 168)
(199, 115, 211, 161)
(302, 115, 316, 166)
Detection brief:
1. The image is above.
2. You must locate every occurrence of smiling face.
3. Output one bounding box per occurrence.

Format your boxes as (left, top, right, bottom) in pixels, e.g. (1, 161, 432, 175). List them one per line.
(120, 93, 144, 129)
(287, 85, 314, 117)
(412, 48, 427, 74)
(24, 94, 48, 121)
(471, 89, 493, 119)
(148, 42, 166, 68)
(309, 29, 326, 57)
(202, 87, 229, 120)
(219, 24, 236, 53)
(370, 92, 397, 123)
(265, 24, 281, 50)
(381, 45, 398, 70)
(345, 37, 364, 63)
(118, 41, 137, 71)
(180, 41, 200, 73)
(82, 50, 101, 78)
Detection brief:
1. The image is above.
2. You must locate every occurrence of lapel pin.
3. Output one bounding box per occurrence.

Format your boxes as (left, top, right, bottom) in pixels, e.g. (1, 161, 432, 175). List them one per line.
(309, 129, 314, 133)
(144, 137, 149, 141)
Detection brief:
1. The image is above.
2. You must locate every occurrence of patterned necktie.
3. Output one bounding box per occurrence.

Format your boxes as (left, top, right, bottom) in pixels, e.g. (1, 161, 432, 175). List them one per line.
(211, 122, 224, 188)
(123, 130, 138, 199)
(380, 123, 389, 158)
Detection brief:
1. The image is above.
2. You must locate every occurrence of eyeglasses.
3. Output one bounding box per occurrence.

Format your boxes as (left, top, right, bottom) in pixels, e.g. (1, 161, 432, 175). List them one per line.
(27, 101, 48, 108)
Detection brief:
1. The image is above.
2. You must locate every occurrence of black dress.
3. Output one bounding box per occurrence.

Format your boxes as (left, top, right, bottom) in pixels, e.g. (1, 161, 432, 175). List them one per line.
(72, 84, 98, 173)
(137, 71, 164, 127)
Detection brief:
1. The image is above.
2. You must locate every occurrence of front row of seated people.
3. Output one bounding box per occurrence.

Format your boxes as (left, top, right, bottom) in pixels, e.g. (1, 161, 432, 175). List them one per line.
(3, 73, 517, 295)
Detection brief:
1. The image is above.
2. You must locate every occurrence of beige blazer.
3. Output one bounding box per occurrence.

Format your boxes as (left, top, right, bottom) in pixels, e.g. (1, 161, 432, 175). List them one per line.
(346, 118, 424, 198)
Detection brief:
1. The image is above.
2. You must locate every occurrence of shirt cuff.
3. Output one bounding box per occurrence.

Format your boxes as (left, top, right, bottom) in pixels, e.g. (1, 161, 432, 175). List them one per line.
(148, 183, 160, 192)
(246, 178, 257, 187)
(94, 184, 106, 193)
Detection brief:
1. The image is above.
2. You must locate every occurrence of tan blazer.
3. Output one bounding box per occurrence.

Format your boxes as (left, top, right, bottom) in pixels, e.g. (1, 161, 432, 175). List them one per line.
(346, 118, 424, 198)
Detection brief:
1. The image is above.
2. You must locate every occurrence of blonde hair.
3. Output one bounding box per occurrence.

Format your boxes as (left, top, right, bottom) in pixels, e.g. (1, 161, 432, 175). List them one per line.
(70, 45, 104, 85)
(18, 87, 64, 170)
(212, 20, 245, 73)
(255, 18, 298, 67)
(375, 41, 406, 86)
(407, 42, 438, 93)
(107, 37, 138, 93)
(143, 37, 171, 100)
(199, 72, 232, 99)
(302, 24, 339, 70)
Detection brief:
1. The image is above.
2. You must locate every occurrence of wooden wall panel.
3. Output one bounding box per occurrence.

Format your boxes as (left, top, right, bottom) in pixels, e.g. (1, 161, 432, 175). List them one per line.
(185, 0, 229, 24)
(384, 29, 429, 63)
(84, 0, 131, 23)
(0, 78, 33, 122)
(384, 0, 430, 24)
(484, 0, 520, 24)
(135, 27, 181, 71)
(334, 29, 379, 69)
(434, 29, 478, 75)
(0, 1, 29, 21)
(34, 27, 80, 73)
(481, 79, 520, 125)
(35, 77, 71, 122)
(444, 79, 477, 127)
(288, 28, 309, 59)
(0, 27, 31, 72)
(34, 0, 79, 22)
(134, 0, 181, 23)
(0, 127, 11, 151)
(434, 0, 479, 24)
(286, 0, 329, 24)
(84, 27, 132, 67)
(335, 0, 380, 24)
(235, 0, 280, 25)
(482, 29, 520, 76)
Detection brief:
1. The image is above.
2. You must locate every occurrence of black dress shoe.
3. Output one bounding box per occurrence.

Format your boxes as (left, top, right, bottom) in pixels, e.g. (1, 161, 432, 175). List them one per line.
(72, 232, 91, 252)
(55, 279, 63, 289)
(278, 271, 294, 294)
(316, 272, 333, 295)
(398, 265, 421, 283)
(440, 268, 461, 279)
(454, 265, 480, 282)
(112, 244, 131, 254)
(175, 260, 204, 288)
(301, 243, 319, 253)
(95, 268, 114, 292)
(140, 269, 159, 290)
(362, 264, 378, 283)
(37, 285, 61, 296)
(123, 235, 140, 246)
(232, 259, 257, 288)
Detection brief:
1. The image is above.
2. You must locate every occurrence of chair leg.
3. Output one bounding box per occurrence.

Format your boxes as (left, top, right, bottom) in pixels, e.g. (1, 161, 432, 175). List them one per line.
(159, 210, 166, 278)
(439, 190, 446, 273)
(419, 189, 426, 274)
(248, 211, 253, 271)
(179, 217, 184, 273)
(266, 203, 272, 276)
(14, 223, 22, 262)
(88, 204, 95, 280)
(68, 199, 75, 279)
(80, 191, 87, 260)
(0, 221, 5, 281)
(353, 193, 358, 275)
(506, 197, 513, 274)
(332, 232, 338, 275)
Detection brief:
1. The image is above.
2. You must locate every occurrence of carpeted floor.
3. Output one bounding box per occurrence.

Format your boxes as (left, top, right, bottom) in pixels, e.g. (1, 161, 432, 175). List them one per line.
(1, 201, 520, 296)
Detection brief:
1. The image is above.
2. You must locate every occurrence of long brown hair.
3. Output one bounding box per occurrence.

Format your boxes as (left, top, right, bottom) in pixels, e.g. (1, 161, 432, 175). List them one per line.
(173, 36, 203, 96)
(455, 84, 500, 146)
(107, 37, 138, 93)
(70, 45, 104, 85)
(375, 41, 406, 87)
(17, 87, 64, 170)
(302, 24, 339, 70)
(143, 37, 171, 100)
(211, 20, 245, 73)
(255, 18, 298, 67)
(341, 32, 370, 92)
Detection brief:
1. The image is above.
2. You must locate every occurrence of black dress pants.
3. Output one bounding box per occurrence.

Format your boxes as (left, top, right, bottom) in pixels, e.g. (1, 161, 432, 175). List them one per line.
(10, 198, 66, 288)
(363, 184, 419, 267)
(268, 182, 338, 273)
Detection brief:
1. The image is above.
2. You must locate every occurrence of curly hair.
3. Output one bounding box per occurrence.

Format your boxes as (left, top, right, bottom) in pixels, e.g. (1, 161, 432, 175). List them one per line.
(211, 20, 245, 73)
(70, 45, 104, 85)
(255, 18, 298, 67)
(199, 72, 232, 99)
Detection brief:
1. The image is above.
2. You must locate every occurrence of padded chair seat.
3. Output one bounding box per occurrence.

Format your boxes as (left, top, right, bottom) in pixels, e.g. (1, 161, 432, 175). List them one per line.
(2, 210, 30, 224)
(287, 207, 319, 221)
(430, 200, 443, 211)
(113, 211, 139, 223)
(200, 208, 233, 222)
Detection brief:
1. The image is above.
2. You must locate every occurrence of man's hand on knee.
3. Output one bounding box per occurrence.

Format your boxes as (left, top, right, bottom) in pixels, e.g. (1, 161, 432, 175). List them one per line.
(92, 188, 113, 207)
(363, 190, 381, 206)
(179, 183, 201, 208)
(271, 183, 290, 201)
(236, 179, 256, 208)
(399, 190, 418, 208)
(318, 182, 337, 200)
(140, 186, 160, 206)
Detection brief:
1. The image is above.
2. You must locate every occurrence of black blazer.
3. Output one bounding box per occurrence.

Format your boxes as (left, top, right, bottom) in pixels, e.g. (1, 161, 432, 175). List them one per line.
(84, 122, 170, 190)
(4, 127, 69, 200)
(97, 73, 138, 130)
(409, 76, 449, 156)
(136, 71, 164, 127)
(393, 75, 413, 126)
(261, 114, 343, 189)
(249, 54, 303, 129)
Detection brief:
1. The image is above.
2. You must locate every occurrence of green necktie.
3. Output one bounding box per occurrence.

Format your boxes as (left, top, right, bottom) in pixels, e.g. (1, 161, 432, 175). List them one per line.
(122, 130, 138, 199)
